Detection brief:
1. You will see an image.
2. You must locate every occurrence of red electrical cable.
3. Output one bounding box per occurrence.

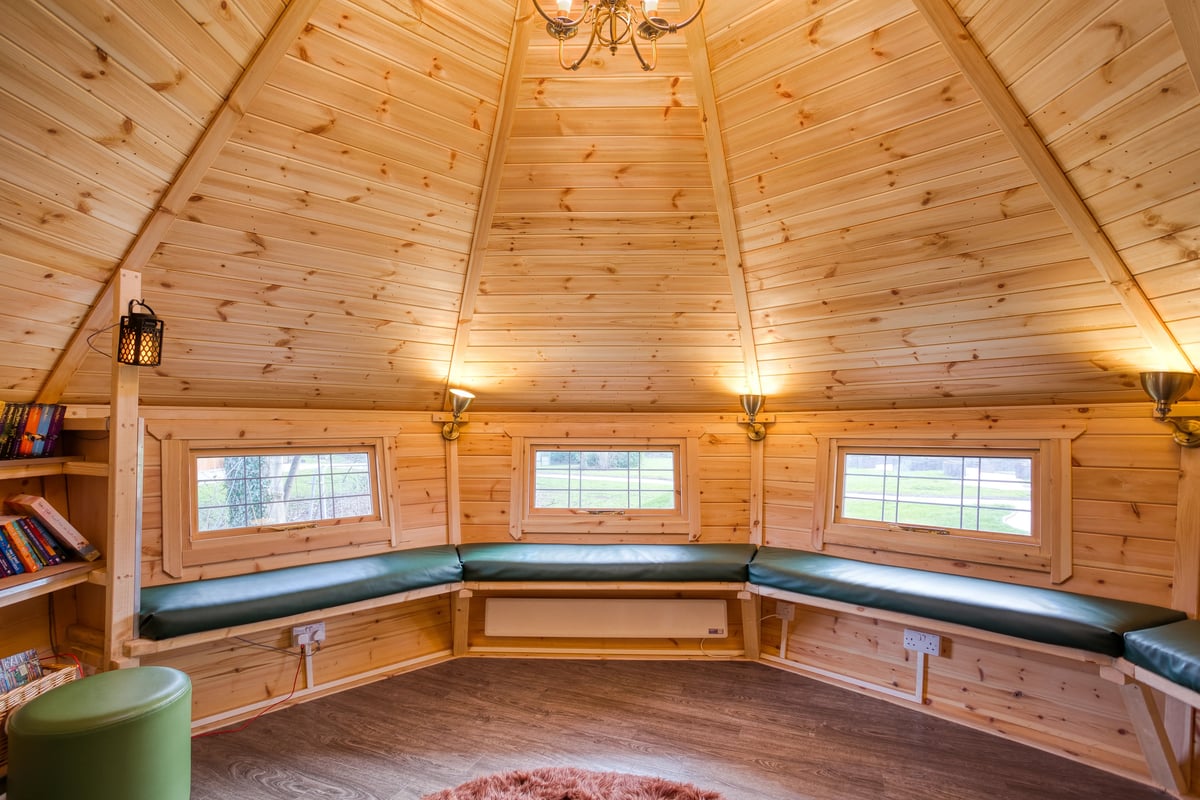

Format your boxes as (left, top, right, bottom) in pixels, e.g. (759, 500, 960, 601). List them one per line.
(192, 646, 306, 739)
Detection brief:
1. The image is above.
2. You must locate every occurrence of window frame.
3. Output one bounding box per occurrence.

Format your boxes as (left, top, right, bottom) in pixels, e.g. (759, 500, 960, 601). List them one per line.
(812, 427, 1077, 580)
(509, 436, 701, 541)
(162, 434, 397, 571)
(528, 443, 682, 516)
(834, 444, 1038, 544)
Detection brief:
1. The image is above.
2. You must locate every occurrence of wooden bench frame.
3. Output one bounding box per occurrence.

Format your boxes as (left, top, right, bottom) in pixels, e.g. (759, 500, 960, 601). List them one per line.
(118, 563, 1200, 796)
(750, 584, 1200, 797)
(125, 582, 464, 657)
(1106, 658, 1200, 797)
(453, 581, 761, 659)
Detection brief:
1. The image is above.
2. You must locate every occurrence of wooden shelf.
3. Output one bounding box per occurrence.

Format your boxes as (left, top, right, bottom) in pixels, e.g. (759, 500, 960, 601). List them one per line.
(0, 456, 108, 481)
(0, 561, 98, 609)
(0, 453, 108, 610)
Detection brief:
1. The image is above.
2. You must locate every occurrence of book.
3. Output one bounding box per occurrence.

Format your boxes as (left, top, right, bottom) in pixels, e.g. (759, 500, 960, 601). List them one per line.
(20, 516, 65, 565)
(0, 517, 41, 572)
(15, 516, 62, 566)
(16, 404, 42, 457)
(40, 404, 66, 456)
(0, 402, 22, 459)
(4, 403, 31, 459)
(0, 648, 43, 692)
(0, 527, 24, 575)
(5, 494, 100, 561)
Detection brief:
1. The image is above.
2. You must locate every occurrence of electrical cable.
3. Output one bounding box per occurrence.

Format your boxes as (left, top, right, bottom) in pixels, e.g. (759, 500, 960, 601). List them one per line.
(84, 323, 118, 359)
(231, 636, 301, 655)
(192, 645, 306, 739)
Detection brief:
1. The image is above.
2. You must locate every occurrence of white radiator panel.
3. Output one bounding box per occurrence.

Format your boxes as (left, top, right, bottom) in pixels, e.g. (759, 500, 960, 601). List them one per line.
(484, 597, 728, 639)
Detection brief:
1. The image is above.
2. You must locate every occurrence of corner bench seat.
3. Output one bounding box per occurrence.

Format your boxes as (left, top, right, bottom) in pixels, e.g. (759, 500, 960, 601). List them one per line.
(748, 546, 1186, 657)
(1124, 620, 1200, 694)
(458, 542, 758, 583)
(138, 545, 463, 640)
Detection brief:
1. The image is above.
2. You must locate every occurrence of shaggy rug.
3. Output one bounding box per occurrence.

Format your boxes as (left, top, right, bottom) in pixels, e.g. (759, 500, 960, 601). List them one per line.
(420, 767, 725, 800)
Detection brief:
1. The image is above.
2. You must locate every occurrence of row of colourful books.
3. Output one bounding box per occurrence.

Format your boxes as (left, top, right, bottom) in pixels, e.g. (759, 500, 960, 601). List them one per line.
(0, 494, 100, 578)
(0, 648, 43, 693)
(0, 402, 67, 460)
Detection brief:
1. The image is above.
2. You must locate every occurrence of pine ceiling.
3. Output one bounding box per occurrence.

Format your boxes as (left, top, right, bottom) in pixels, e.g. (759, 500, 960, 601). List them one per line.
(3, 0, 1198, 413)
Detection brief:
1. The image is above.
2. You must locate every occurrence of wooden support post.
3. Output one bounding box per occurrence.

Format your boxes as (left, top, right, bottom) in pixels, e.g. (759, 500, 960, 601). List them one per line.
(748, 436, 765, 546)
(1119, 680, 1189, 796)
(445, 435, 463, 546)
(452, 589, 473, 656)
(105, 269, 143, 670)
(1174, 448, 1200, 616)
(739, 590, 760, 660)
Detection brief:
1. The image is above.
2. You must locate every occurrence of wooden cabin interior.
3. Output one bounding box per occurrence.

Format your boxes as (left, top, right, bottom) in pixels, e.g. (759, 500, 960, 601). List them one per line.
(2, 0, 1200, 796)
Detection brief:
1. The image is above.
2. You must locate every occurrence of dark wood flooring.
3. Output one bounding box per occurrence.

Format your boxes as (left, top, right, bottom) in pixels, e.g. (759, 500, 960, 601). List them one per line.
(190, 658, 1171, 800)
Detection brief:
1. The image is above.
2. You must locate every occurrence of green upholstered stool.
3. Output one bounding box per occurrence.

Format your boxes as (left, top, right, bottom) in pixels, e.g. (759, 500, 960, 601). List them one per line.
(6, 665, 192, 800)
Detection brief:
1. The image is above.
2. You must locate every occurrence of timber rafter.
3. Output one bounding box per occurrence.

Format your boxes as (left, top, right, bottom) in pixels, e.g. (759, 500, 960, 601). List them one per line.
(36, 0, 325, 404)
(443, 5, 534, 410)
(912, 0, 1195, 375)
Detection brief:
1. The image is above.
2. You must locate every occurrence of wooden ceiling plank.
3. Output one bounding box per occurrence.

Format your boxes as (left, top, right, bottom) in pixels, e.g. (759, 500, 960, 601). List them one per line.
(444, 6, 534, 406)
(912, 0, 1195, 374)
(1166, 0, 1200, 92)
(681, 0, 761, 396)
(36, 0, 324, 404)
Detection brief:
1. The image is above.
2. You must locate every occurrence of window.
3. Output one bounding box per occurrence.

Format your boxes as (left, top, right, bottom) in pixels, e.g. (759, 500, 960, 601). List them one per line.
(158, 430, 397, 572)
(813, 432, 1076, 578)
(838, 450, 1032, 539)
(510, 438, 700, 541)
(533, 447, 678, 512)
(196, 449, 377, 535)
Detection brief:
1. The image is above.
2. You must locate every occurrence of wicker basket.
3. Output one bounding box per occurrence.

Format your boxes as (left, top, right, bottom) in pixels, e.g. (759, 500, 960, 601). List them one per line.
(0, 663, 80, 772)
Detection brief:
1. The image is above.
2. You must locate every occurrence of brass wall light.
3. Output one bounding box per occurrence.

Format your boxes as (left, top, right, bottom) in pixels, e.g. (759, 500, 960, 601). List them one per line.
(1139, 371, 1200, 447)
(441, 388, 475, 440)
(739, 394, 766, 441)
(116, 299, 164, 366)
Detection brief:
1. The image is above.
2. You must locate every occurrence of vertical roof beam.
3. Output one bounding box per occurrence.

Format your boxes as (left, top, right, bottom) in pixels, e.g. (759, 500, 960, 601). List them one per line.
(443, 5, 534, 408)
(912, 0, 1195, 373)
(680, 0, 762, 395)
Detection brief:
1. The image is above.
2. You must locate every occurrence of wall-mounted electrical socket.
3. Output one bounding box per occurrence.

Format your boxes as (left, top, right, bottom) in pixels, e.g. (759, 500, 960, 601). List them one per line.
(777, 602, 795, 621)
(902, 628, 941, 656)
(291, 622, 326, 647)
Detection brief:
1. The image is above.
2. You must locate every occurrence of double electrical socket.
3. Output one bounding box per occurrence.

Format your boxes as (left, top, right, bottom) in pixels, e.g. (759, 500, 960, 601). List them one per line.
(291, 622, 326, 647)
(902, 628, 941, 655)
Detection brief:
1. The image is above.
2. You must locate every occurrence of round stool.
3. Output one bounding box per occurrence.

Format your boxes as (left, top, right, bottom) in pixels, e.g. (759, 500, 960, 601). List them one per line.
(6, 665, 192, 800)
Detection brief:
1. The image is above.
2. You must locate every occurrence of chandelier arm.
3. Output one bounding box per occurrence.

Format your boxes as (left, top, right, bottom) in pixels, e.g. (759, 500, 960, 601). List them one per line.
(628, 31, 657, 71)
(561, 21, 601, 70)
(639, 0, 705, 33)
(531, 0, 587, 30)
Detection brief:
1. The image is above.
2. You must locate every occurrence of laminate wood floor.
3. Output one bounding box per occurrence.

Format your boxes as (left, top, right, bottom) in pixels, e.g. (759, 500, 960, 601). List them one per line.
(190, 658, 1171, 800)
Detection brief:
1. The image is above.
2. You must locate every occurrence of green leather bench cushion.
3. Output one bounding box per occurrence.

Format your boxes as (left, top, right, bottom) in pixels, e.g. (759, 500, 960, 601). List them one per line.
(459, 542, 759, 582)
(1124, 620, 1200, 693)
(139, 544, 463, 640)
(748, 547, 1186, 656)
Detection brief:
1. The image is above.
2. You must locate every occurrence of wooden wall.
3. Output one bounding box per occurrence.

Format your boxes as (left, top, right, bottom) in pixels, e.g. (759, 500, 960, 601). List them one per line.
(136, 408, 450, 585)
(57, 400, 1197, 781)
(761, 404, 1195, 611)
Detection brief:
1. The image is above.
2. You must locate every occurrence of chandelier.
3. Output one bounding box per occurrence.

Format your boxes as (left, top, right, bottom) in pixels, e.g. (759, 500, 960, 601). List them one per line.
(532, 0, 706, 72)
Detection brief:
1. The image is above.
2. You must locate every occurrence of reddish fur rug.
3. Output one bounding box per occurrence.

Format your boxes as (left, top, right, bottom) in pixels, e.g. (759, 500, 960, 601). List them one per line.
(421, 767, 724, 800)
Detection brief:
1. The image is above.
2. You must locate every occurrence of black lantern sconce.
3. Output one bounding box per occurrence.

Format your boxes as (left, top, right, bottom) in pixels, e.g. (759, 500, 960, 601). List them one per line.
(117, 299, 164, 367)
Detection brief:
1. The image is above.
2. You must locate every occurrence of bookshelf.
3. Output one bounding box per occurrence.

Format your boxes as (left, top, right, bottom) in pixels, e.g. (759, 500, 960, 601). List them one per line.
(0, 456, 105, 611)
